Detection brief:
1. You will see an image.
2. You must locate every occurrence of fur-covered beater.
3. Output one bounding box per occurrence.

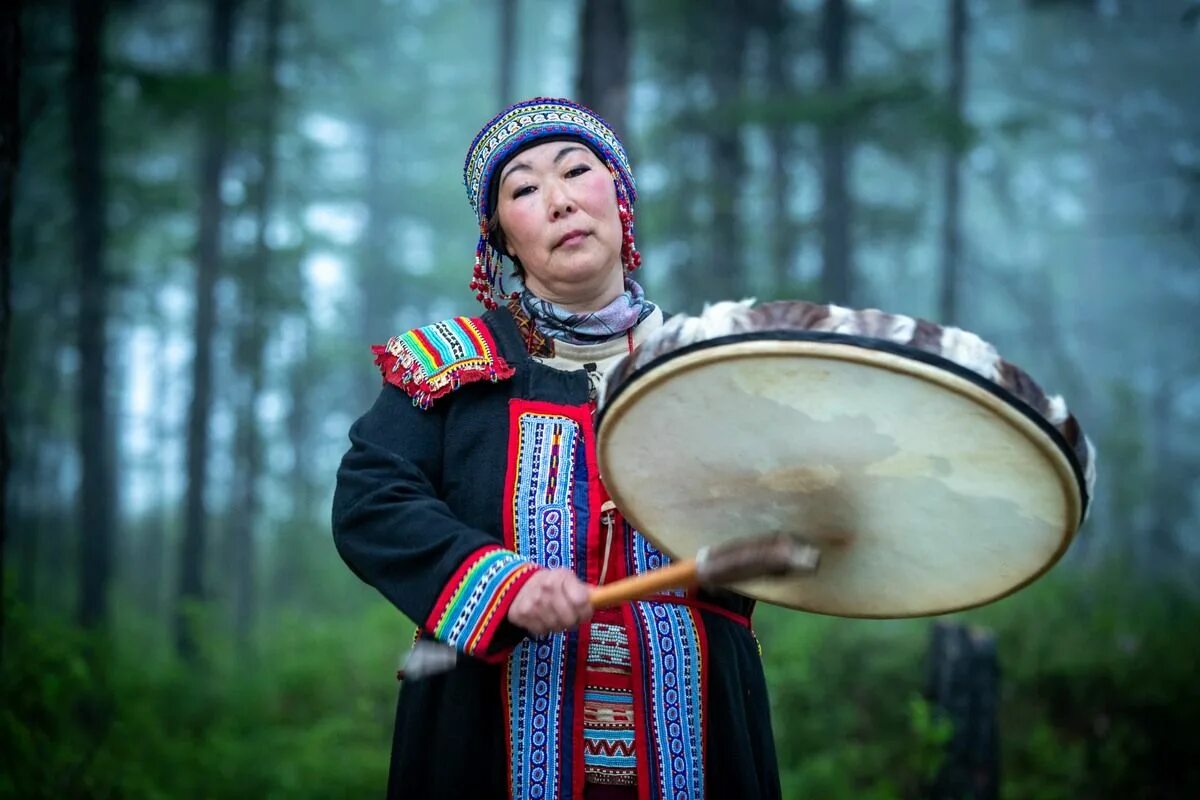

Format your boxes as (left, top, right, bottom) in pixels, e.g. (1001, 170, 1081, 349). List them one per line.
(602, 299, 1096, 501)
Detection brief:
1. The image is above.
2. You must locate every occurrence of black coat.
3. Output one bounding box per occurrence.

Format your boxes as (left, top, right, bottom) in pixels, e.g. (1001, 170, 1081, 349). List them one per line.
(333, 307, 781, 799)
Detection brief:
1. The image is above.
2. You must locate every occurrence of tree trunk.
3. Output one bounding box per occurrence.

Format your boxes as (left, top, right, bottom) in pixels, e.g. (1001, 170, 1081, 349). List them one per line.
(499, 0, 517, 105)
(274, 319, 312, 611)
(819, 0, 853, 305)
(938, 0, 967, 325)
(354, 2, 399, 407)
(71, 0, 115, 632)
(17, 360, 61, 608)
(13, 291, 67, 610)
(926, 621, 1000, 800)
(289, 319, 314, 524)
(228, 0, 283, 648)
(0, 0, 18, 661)
(761, 0, 796, 298)
(35, 443, 61, 608)
(360, 117, 389, 332)
(576, 0, 630, 139)
(15, 445, 37, 607)
(144, 354, 167, 620)
(1146, 375, 1180, 573)
(177, 0, 237, 662)
(708, 1, 749, 301)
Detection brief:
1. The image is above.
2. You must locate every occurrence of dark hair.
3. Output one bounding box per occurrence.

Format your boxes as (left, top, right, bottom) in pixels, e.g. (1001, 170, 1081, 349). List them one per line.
(487, 211, 525, 280)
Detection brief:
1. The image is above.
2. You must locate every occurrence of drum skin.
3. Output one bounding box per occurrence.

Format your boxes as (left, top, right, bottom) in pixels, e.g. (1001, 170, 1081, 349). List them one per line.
(596, 304, 1093, 619)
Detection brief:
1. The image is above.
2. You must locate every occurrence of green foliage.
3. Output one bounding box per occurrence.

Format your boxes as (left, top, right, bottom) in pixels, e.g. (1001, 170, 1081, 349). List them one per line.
(755, 563, 1200, 799)
(110, 62, 236, 124)
(757, 610, 935, 798)
(4, 563, 1200, 798)
(1, 599, 410, 799)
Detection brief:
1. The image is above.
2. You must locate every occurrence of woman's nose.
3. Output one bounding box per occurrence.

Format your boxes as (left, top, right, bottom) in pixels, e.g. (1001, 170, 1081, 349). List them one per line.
(546, 181, 575, 218)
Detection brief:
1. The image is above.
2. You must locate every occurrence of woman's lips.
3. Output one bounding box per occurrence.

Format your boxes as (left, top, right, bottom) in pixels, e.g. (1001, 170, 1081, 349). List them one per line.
(556, 230, 588, 248)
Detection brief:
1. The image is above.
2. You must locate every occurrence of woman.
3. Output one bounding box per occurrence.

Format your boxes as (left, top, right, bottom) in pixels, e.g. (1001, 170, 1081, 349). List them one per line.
(333, 97, 781, 799)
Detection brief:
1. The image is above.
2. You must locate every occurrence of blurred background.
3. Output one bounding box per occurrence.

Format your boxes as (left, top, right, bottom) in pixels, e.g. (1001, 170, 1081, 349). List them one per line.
(2, 0, 1199, 797)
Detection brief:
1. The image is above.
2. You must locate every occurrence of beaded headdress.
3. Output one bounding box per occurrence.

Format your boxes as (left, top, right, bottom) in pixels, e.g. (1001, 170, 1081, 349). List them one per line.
(463, 97, 642, 309)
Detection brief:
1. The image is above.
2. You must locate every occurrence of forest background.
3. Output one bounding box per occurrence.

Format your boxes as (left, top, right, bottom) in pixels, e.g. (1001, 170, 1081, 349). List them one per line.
(2, 0, 1199, 798)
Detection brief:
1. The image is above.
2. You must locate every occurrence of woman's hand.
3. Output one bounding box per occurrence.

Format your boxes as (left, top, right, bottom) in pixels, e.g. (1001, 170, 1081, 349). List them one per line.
(507, 568, 593, 636)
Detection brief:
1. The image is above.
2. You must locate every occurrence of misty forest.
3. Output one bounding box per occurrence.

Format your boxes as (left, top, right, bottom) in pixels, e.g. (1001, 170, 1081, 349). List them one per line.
(2, 0, 1199, 797)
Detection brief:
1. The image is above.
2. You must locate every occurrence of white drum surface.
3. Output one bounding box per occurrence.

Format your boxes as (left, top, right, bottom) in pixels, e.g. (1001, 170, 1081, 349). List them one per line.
(598, 340, 1082, 618)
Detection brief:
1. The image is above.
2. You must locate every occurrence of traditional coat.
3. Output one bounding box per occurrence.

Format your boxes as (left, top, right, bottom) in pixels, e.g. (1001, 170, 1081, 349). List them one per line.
(332, 305, 781, 799)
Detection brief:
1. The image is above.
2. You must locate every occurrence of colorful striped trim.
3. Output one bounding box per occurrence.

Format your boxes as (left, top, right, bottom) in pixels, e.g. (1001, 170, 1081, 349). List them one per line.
(424, 545, 538, 659)
(372, 316, 514, 409)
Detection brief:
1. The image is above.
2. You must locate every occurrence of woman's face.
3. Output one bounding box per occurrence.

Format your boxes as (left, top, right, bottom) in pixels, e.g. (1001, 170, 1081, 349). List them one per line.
(495, 140, 623, 307)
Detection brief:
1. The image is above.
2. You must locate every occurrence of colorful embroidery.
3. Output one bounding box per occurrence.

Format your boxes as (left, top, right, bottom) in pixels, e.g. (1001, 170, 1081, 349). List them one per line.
(587, 622, 631, 670)
(633, 602, 706, 800)
(424, 546, 537, 658)
(583, 618, 637, 786)
(582, 685, 638, 785)
(510, 410, 586, 570)
(504, 404, 591, 800)
(372, 316, 514, 408)
(508, 635, 576, 799)
(500, 401, 709, 798)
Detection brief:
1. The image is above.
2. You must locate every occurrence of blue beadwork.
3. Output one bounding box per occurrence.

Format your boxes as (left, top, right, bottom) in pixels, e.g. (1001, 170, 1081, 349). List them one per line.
(507, 410, 585, 800)
(634, 602, 705, 800)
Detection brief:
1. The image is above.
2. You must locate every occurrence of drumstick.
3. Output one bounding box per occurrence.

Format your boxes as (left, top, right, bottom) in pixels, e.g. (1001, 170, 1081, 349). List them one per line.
(400, 534, 819, 680)
(589, 533, 821, 609)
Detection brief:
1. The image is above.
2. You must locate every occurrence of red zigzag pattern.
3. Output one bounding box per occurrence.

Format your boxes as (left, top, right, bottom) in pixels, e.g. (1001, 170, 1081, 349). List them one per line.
(583, 738, 636, 757)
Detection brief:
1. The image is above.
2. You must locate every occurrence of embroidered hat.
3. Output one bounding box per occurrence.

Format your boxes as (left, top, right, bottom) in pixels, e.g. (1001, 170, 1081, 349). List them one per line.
(464, 97, 637, 220)
(463, 97, 641, 309)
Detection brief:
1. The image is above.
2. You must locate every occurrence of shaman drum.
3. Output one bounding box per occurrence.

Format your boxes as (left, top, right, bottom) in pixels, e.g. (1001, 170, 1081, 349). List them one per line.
(595, 301, 1095, 618)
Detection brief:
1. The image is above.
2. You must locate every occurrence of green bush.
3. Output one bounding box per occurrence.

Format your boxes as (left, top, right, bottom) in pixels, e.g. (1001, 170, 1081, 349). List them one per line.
(3, 564, 1198, 799)
(758, 564, 1200, 799)
(0, 602, 409, 799)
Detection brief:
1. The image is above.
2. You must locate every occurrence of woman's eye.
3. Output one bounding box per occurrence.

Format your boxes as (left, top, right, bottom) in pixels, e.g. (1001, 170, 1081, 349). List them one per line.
(566, 165, 591, 178)
(512, 185, 535, 199)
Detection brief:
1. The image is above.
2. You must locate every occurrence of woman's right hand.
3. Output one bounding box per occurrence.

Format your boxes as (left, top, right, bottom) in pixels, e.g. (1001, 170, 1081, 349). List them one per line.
(507, 568, 593, 637)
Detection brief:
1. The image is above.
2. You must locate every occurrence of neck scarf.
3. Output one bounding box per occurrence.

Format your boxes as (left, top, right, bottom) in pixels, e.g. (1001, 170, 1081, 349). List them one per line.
(520, 277, 658, 346)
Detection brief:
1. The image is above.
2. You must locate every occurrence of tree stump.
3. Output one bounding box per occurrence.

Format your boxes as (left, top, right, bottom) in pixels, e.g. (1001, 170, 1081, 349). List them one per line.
(925, 621, 1000, 800)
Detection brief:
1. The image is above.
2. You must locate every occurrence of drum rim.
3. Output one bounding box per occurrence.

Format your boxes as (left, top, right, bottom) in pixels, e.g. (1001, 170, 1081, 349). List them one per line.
(597, 329, 1089, 521)
(596, 332, 1088, 618)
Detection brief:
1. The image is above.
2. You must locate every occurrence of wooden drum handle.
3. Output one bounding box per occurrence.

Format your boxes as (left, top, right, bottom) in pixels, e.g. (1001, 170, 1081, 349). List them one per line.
(588, 560, 698, 609)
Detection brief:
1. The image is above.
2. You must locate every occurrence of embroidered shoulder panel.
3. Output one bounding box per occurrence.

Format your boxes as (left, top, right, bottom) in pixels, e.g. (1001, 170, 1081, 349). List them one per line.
(372, 316, 515, 409)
